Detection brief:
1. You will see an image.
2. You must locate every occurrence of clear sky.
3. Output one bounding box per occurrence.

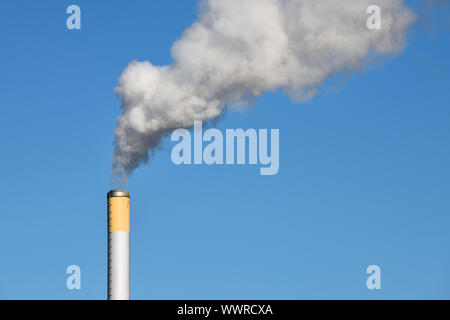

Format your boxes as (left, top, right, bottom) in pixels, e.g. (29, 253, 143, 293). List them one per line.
(0, 0, 449, 300)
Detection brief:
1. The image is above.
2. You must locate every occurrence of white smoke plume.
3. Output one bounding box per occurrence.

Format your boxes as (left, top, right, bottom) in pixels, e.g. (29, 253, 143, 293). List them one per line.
(112, 0, 416, 181)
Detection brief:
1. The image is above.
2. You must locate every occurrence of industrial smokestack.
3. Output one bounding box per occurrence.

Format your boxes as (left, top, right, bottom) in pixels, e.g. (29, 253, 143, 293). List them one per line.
(107, 190, 130, 300)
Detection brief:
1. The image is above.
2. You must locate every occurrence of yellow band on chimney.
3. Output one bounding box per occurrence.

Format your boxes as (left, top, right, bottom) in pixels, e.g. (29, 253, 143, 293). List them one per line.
(109, 197, 130, 232)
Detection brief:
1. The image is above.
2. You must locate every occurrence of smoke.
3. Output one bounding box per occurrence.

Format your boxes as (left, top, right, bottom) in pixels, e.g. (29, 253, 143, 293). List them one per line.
(112, 0, 416, 181)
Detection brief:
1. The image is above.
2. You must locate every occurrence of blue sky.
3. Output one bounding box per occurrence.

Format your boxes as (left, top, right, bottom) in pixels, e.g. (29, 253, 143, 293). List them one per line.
(0, 0, 449, 299)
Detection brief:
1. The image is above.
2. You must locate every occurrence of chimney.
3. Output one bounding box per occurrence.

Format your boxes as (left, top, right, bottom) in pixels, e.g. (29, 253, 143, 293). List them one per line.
(107, 190, 130, 300)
